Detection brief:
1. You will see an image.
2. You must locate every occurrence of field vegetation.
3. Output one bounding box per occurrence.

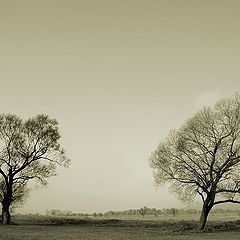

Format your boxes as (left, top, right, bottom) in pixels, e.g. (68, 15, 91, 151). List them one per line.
(0, 211, 240, 240)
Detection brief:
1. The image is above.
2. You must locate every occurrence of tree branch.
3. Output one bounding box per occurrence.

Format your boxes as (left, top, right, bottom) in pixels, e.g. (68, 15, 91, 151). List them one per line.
(214, 199, 240, 205)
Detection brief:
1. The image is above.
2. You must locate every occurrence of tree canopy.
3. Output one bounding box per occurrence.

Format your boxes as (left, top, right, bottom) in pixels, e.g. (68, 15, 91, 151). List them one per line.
(0, 114, 70, 224)
(149, 94, 240, 230)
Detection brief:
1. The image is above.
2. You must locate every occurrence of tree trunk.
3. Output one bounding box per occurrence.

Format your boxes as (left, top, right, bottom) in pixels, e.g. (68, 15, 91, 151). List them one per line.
(199, 198, 214, 231)
(1, 202, 11, 225)
(199, 205, 210, 230)
(1, 182, 13, 225)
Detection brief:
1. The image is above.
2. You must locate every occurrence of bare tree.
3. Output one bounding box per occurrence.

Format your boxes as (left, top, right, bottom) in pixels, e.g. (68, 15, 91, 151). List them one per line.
(0, 114, 70, 224)
(150, 93, 240, 230)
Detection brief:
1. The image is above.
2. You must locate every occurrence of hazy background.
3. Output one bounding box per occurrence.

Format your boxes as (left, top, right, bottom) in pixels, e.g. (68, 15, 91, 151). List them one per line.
(0, 0, 240, 214)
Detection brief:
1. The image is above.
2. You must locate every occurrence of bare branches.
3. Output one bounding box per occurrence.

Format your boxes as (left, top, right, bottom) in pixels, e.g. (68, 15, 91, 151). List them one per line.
(216, 188, 240, 194)
(214, 199, 240, 205)
(149, 94, 240, 230)
(149, 93, 240, 205)
(197, 189, 205, 202)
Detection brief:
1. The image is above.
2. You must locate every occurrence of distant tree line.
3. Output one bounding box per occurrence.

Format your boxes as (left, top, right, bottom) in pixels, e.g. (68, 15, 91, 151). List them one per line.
(45, 207, 240, 218)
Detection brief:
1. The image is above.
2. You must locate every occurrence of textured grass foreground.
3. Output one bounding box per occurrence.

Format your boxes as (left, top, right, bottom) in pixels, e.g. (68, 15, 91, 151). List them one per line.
(0, 224, 240, 240)
(1, 216, 240, 240)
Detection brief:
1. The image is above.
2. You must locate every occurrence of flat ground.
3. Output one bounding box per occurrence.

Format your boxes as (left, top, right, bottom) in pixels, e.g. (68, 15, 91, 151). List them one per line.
(1, 224, 240, 240)
(0, 213, 239, 240)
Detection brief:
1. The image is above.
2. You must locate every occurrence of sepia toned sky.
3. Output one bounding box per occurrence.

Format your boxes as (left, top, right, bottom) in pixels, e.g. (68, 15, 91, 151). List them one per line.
(1, 0, 240, 213)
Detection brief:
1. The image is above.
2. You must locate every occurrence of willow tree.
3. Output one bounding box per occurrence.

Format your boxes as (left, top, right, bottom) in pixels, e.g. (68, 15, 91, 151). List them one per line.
(0, 114, 70, 224)
(150, 94, 240, 230)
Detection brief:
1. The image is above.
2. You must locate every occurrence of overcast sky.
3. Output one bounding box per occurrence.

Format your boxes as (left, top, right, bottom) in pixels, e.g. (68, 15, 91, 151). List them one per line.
(1, 0, 240, 214)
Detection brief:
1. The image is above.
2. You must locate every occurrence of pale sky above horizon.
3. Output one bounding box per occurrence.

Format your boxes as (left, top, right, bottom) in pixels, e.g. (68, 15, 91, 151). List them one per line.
(1, 0, 240, 214)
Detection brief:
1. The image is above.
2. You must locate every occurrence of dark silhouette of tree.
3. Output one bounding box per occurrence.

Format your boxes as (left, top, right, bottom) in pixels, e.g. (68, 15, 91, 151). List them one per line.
(170, 208, 178, 218)
(0, 178, 29, 216)
(139, 206, 148, 217)
(0, 114, 70, 224)
(150, 93, 240, 230)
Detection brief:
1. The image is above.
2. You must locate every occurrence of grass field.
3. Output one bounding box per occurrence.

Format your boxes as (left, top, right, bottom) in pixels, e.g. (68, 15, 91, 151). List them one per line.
(0, 214, 240, 240)
(1, 224, 240, 240)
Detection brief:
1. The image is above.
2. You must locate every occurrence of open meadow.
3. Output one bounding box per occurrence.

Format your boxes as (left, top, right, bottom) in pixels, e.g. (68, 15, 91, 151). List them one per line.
(0, 213, 240, 240)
